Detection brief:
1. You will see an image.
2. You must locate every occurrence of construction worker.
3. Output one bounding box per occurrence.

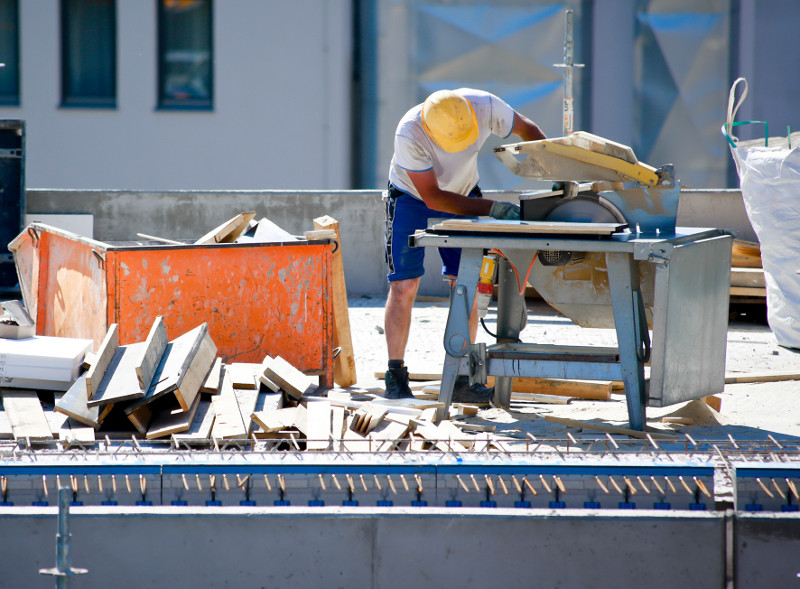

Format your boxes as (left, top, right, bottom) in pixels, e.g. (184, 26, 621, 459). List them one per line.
(383, 88, 547, 400)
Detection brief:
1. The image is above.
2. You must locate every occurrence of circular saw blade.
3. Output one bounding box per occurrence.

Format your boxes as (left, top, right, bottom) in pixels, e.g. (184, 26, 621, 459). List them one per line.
(544, 195, 626, 224)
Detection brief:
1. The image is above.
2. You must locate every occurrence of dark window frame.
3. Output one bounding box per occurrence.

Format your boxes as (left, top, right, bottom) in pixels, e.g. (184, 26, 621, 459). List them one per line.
(157, 0, 214, 111)
(60, 0, 117, 109)
(0, 0, 20, 106)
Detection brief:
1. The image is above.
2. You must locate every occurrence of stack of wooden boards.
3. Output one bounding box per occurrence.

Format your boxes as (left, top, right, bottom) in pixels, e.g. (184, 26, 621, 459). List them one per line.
(730, 239, 765, 304)
(0, 314, 513, 451)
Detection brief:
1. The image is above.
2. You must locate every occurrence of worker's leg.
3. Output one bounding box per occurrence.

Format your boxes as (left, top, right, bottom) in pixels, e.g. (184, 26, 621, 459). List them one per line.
(385, 277, 421, 361)
(383, 189, 430, 398)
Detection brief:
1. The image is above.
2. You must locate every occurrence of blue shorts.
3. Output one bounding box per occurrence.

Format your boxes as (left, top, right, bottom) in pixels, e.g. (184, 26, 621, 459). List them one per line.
(384, 184, 481, 282)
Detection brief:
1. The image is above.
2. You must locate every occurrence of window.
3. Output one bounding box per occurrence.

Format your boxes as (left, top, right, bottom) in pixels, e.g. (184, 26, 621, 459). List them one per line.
(61, 0, 116, 107)
(158, 0, 213, 109)
(0, 0, 19, 106)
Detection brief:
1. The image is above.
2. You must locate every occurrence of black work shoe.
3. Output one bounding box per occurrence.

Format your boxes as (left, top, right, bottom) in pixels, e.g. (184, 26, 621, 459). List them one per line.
(452, 376, 494, 404)
(384, 366, 414, 399)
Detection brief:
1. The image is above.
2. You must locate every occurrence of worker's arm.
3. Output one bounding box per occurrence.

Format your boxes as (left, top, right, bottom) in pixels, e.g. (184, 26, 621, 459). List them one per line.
(406, 169, 494, 216)
(510, 112, 547, 142)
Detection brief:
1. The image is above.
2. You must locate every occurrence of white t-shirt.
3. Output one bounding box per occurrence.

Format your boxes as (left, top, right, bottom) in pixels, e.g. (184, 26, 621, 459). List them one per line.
(388, 88, 516, 200)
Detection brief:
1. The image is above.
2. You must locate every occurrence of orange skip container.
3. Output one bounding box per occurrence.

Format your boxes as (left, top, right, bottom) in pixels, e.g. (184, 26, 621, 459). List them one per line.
(9, 224, 333, 386)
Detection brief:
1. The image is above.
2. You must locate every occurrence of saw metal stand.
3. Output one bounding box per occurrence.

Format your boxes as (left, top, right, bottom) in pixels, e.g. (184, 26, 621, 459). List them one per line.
(412, 227, 733, 431)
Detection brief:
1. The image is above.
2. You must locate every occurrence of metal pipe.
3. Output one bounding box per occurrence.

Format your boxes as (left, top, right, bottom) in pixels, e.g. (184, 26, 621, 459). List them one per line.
(39, 487, 87, 587)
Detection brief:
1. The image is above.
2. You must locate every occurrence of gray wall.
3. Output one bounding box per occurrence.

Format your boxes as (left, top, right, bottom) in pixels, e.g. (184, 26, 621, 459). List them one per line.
(0, 507, 727, 589)
(24, 188, 754, 298)
(2, 506, 798, 588)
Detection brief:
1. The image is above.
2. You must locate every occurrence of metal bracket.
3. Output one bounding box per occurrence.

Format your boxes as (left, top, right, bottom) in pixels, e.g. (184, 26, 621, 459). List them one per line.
(468, 343, 487, 386)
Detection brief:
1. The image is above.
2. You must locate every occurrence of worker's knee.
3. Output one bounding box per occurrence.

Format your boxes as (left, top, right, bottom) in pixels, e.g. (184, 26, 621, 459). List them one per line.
(389, 278, 419, 301)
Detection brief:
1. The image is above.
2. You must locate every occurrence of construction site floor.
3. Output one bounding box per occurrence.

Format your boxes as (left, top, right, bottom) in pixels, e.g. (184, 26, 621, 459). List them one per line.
(348, 295, 800, 441)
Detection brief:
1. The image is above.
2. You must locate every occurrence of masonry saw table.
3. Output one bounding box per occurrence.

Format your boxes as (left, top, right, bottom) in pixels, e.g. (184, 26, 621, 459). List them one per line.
(411, 132, 733, 430)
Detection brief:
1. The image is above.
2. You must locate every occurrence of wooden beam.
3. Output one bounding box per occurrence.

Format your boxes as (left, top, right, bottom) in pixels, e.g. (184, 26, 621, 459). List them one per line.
(147, 395, 201, 440)
(55, 374, 111, 428)
(228, 363, 260, 390)
(173, 398, 215, 442)
(88, 342, 147, 407)
(127, 323, 217, 412)
(252, 407, 298, 433)
(135, 316, 169, 390)
(313, 215, 357, 387)
(724, 371, 800, 384)
(200, 357, 223, 394)
(305, 400, 332, 450)
(194, 211, 256, 245)
(86, 323, 119, 399)
(210, 369, 246, 439)
(233, 387, 259, 434)
(488, 376, 612, 400)
(2, 389, 53, 441)
(544, 416, 675, 439)
(263, 356, 317, 400)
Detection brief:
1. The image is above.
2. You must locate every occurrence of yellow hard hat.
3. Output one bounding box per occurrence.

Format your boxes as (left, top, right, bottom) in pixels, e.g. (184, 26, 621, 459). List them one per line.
(421, 90, 479, 153)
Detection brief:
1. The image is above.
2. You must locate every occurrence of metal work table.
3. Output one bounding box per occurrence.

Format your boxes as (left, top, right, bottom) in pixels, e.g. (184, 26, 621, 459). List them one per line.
(411, 226, 733, 430)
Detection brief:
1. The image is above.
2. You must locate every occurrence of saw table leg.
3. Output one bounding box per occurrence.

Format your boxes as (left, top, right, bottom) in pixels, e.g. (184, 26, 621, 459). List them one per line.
(493, 256, 527, 409)
(606, 252, 647, 431)
(436, 248, 482, 421)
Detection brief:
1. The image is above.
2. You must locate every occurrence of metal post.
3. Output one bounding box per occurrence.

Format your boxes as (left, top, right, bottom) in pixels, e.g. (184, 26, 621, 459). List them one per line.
(40, 487, 88, 587)
(554, 9, 584, 135)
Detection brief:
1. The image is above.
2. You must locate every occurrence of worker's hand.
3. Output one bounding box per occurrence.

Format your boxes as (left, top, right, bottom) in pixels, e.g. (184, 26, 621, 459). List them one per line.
(488, 201, 521, 221)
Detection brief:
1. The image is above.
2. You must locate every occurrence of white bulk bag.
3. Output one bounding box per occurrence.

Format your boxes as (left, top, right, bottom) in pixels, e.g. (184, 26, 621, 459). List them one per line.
(724, 78, 800, 349)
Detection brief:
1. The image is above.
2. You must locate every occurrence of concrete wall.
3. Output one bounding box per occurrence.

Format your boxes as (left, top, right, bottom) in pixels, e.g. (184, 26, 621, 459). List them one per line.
(0, 506, 727, 589)
(0, 1, 352, 191)
(24, 188, 754, 297)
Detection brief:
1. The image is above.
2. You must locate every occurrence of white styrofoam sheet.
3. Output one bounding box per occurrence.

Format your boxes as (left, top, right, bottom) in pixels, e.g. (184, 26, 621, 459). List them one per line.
(0, 336, 92, 371)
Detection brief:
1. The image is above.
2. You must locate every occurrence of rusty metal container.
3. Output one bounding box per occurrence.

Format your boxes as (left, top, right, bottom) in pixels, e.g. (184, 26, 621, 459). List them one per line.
(8, 223, 333, 386)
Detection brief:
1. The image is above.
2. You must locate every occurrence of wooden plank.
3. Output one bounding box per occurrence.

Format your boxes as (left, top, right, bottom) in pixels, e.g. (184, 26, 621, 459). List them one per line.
(251, 407, 298, 433)
(487, 376, 612, 401)
(544, 416, 675, 439)
(210, 370, 246, 439)
(258, 357, 281, 392)
(194, 211, 256, 245)
(135, 316, 168, 390)
(431, 218, 626, 236)
(2, 389, 53, 441)
(55, 374, 111, 428)
(127, 323, 215, 412)
(173, 331, 217, 411)
(228, 363, 260, 390)
(369, 419, 411, 452)
(730, 286, 766, 298)
(126, 403, 152, 435)
(200, 357, 223, 393)
(263, 355, 317, 400)
(306, 400, 331, 450)
(731, 267, 765, 288)
(725, 371, 800, 384)
(45, 407, 95, 442)
(313, 215, 357, 387)
(233, 387, 259, 434)
(732, 239, 761, 268)
(147, 394, 202, 439)
(85, 323, 119, 399)
(88, 342, 147, 407)
(173, 398, 215, 442)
